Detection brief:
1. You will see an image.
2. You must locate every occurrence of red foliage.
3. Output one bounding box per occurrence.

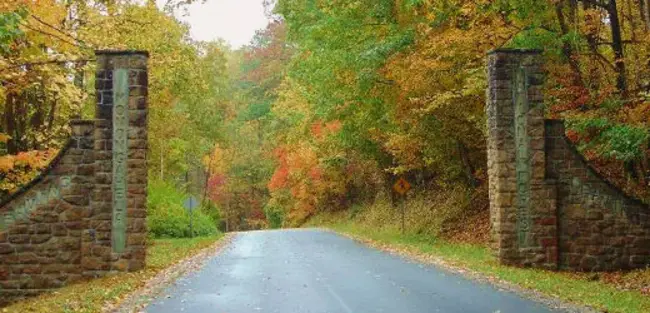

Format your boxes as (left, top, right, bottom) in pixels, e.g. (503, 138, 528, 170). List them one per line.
(242, 21, 291, 87)
(309, 167, 322, 181)
(549, 84, 590, 114)
(269, 166, 289, 191)
(325, 120, 342, 133)
(310, 119, 342, 140)
(207, 174, 228, 203)
(311, 121, 323, 138)
(268, 147, 289, 191)
(565, 129, 580, 143)
(250, 208, 265, 220)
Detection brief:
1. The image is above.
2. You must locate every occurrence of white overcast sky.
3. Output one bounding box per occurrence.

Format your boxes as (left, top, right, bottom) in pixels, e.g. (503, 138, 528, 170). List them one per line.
(158, 0, 271, 48)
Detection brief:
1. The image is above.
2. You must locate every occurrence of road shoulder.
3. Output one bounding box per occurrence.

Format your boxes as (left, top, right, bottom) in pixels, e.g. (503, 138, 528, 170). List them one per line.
(321, 227, 599, 313)
(108, 234, 234, 313)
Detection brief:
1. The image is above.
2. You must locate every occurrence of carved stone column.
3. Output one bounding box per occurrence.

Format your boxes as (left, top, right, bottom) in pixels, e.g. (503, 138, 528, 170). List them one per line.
(487, 49, 558, 269)
(83, 51, 148, 277)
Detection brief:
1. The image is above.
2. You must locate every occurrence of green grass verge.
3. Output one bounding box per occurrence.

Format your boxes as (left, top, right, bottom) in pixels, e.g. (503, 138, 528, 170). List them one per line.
(322, 220, 650, 313)
(3, 235, 222, 313)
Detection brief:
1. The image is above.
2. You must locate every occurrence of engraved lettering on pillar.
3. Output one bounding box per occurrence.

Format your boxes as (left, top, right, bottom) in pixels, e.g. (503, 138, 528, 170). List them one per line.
(514, 66, 531, 247)
(112, 68, 129, 253)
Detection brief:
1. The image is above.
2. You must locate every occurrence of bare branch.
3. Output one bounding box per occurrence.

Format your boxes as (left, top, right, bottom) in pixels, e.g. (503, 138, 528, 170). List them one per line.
(30, 15, 81, 43)
(0, 59, 94, 72)
(21, 23, 86, 49)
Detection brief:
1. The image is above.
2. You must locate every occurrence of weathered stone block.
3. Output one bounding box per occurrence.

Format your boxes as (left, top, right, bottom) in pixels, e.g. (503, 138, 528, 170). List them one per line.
(127, 208, 146, 218)
(631, 237, 650, 249)
(89, 220, 112, 231)
(82, 257, 110, 271)
(0, 280, 20, 289)
(128, 96, 147, 110)
(128, 139, 147, 150)
(92, 245, 112, 258)
(13, 252, 39, 264)
(8, 224, 28, 235)
(127, 233, 146, 246)
(128, 259, 145, 271)
(78, 164, 96, 176)
(0, 243, 14, 254)
(53, 165, 76, 175)
(31, 234, 52, 245)
(112, 259, 129, 271)
(8, 234, 30, 244)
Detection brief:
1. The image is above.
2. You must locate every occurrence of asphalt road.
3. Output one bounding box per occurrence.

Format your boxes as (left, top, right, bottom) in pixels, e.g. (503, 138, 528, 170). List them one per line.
(145, 229, 559, 313)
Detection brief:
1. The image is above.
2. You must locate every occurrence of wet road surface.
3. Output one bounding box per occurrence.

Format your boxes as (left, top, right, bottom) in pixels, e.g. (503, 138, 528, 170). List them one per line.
(145, 229, 559, 313)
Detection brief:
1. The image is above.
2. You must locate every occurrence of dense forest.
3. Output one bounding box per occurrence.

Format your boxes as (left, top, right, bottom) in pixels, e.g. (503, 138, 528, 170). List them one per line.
(1, 0, 649, 240)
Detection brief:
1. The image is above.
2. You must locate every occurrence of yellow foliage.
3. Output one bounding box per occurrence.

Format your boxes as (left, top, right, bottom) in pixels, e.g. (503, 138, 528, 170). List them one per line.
(0, 133, 11, 144)
(0, 156, 15, 172)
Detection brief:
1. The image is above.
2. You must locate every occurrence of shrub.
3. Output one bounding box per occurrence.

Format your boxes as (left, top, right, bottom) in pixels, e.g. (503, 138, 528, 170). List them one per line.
(264, 203, 284, 229)
(202, 201, 222, 226)
(147, 179, 218, 238)
(350, 184, 473, 237)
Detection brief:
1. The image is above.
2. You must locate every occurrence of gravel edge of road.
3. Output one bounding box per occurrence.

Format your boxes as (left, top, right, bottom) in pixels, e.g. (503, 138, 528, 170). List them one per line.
(323, 228, 599, 313)
(107, 233, 235, 313)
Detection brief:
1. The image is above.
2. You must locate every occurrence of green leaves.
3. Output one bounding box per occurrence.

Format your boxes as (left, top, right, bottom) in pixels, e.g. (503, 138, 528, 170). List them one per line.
(0, 6, 27, 54)
(240, 101, 272, 122)
(602, 125, 649, 162)
(569, 118, 650, 162)
(147, 179, 218, 238)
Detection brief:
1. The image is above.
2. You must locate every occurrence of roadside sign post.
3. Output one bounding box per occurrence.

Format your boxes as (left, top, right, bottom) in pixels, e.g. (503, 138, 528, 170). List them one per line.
(400, 202, 406, 235)
(393, 177, 411, 234)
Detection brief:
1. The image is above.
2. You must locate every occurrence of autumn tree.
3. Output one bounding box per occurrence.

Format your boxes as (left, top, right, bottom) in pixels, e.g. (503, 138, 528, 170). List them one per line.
(0, 1, 232, 202)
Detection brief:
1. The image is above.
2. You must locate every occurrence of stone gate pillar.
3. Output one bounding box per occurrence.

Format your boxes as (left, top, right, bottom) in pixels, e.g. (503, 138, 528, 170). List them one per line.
(82, 51, 148, 276)
(486, 49, 558, 269)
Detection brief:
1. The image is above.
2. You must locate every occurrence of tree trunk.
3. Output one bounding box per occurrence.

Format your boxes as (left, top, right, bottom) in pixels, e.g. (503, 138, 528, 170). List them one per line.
(569, 0, 578, 23)
(625, 160, 639, 181)
(555, 0, 584, 86)
(385, 173, 397, 206)
(457, 141, 478, 187)
(47, 98, 57, 132)
(202, 153, 215, 206)
(4, 92, 17, 154)
(160, 140, 165, 180)
(608, 0, 627, 94)
(640, 0, 650, 31)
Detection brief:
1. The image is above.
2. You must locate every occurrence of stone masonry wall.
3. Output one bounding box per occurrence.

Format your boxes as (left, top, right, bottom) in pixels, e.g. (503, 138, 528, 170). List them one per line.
(0, 121, 93, 305)
(0, 51, 148, 306)
(487, 49, 650, 271)
(546, 121, 650, 271)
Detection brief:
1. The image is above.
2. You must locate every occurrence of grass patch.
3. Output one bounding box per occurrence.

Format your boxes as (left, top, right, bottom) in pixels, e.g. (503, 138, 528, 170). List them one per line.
(318, 218, 650, 313)
(3, 235, 222, 313)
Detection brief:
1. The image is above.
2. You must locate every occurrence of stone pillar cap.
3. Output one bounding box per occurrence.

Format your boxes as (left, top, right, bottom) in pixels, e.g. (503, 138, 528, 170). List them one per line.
(69, 119, 96, 125)
(95, 50, 149, 57)
(488, 48, 542, 55)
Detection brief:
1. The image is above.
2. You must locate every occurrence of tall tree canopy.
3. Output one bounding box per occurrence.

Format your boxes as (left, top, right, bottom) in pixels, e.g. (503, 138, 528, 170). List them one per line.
(0, 0, 230, 199)
(211, 0, 650, 228)
(2, 0, 648, 228)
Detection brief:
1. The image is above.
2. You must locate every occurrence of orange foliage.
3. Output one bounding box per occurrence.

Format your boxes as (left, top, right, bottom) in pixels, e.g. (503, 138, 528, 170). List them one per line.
(310, 120, 342, 140)
(268, 147, 289, 191)
(267, 143, 342, 224)
(0, 149, 58, 197)
(268, 166, 289, 191)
